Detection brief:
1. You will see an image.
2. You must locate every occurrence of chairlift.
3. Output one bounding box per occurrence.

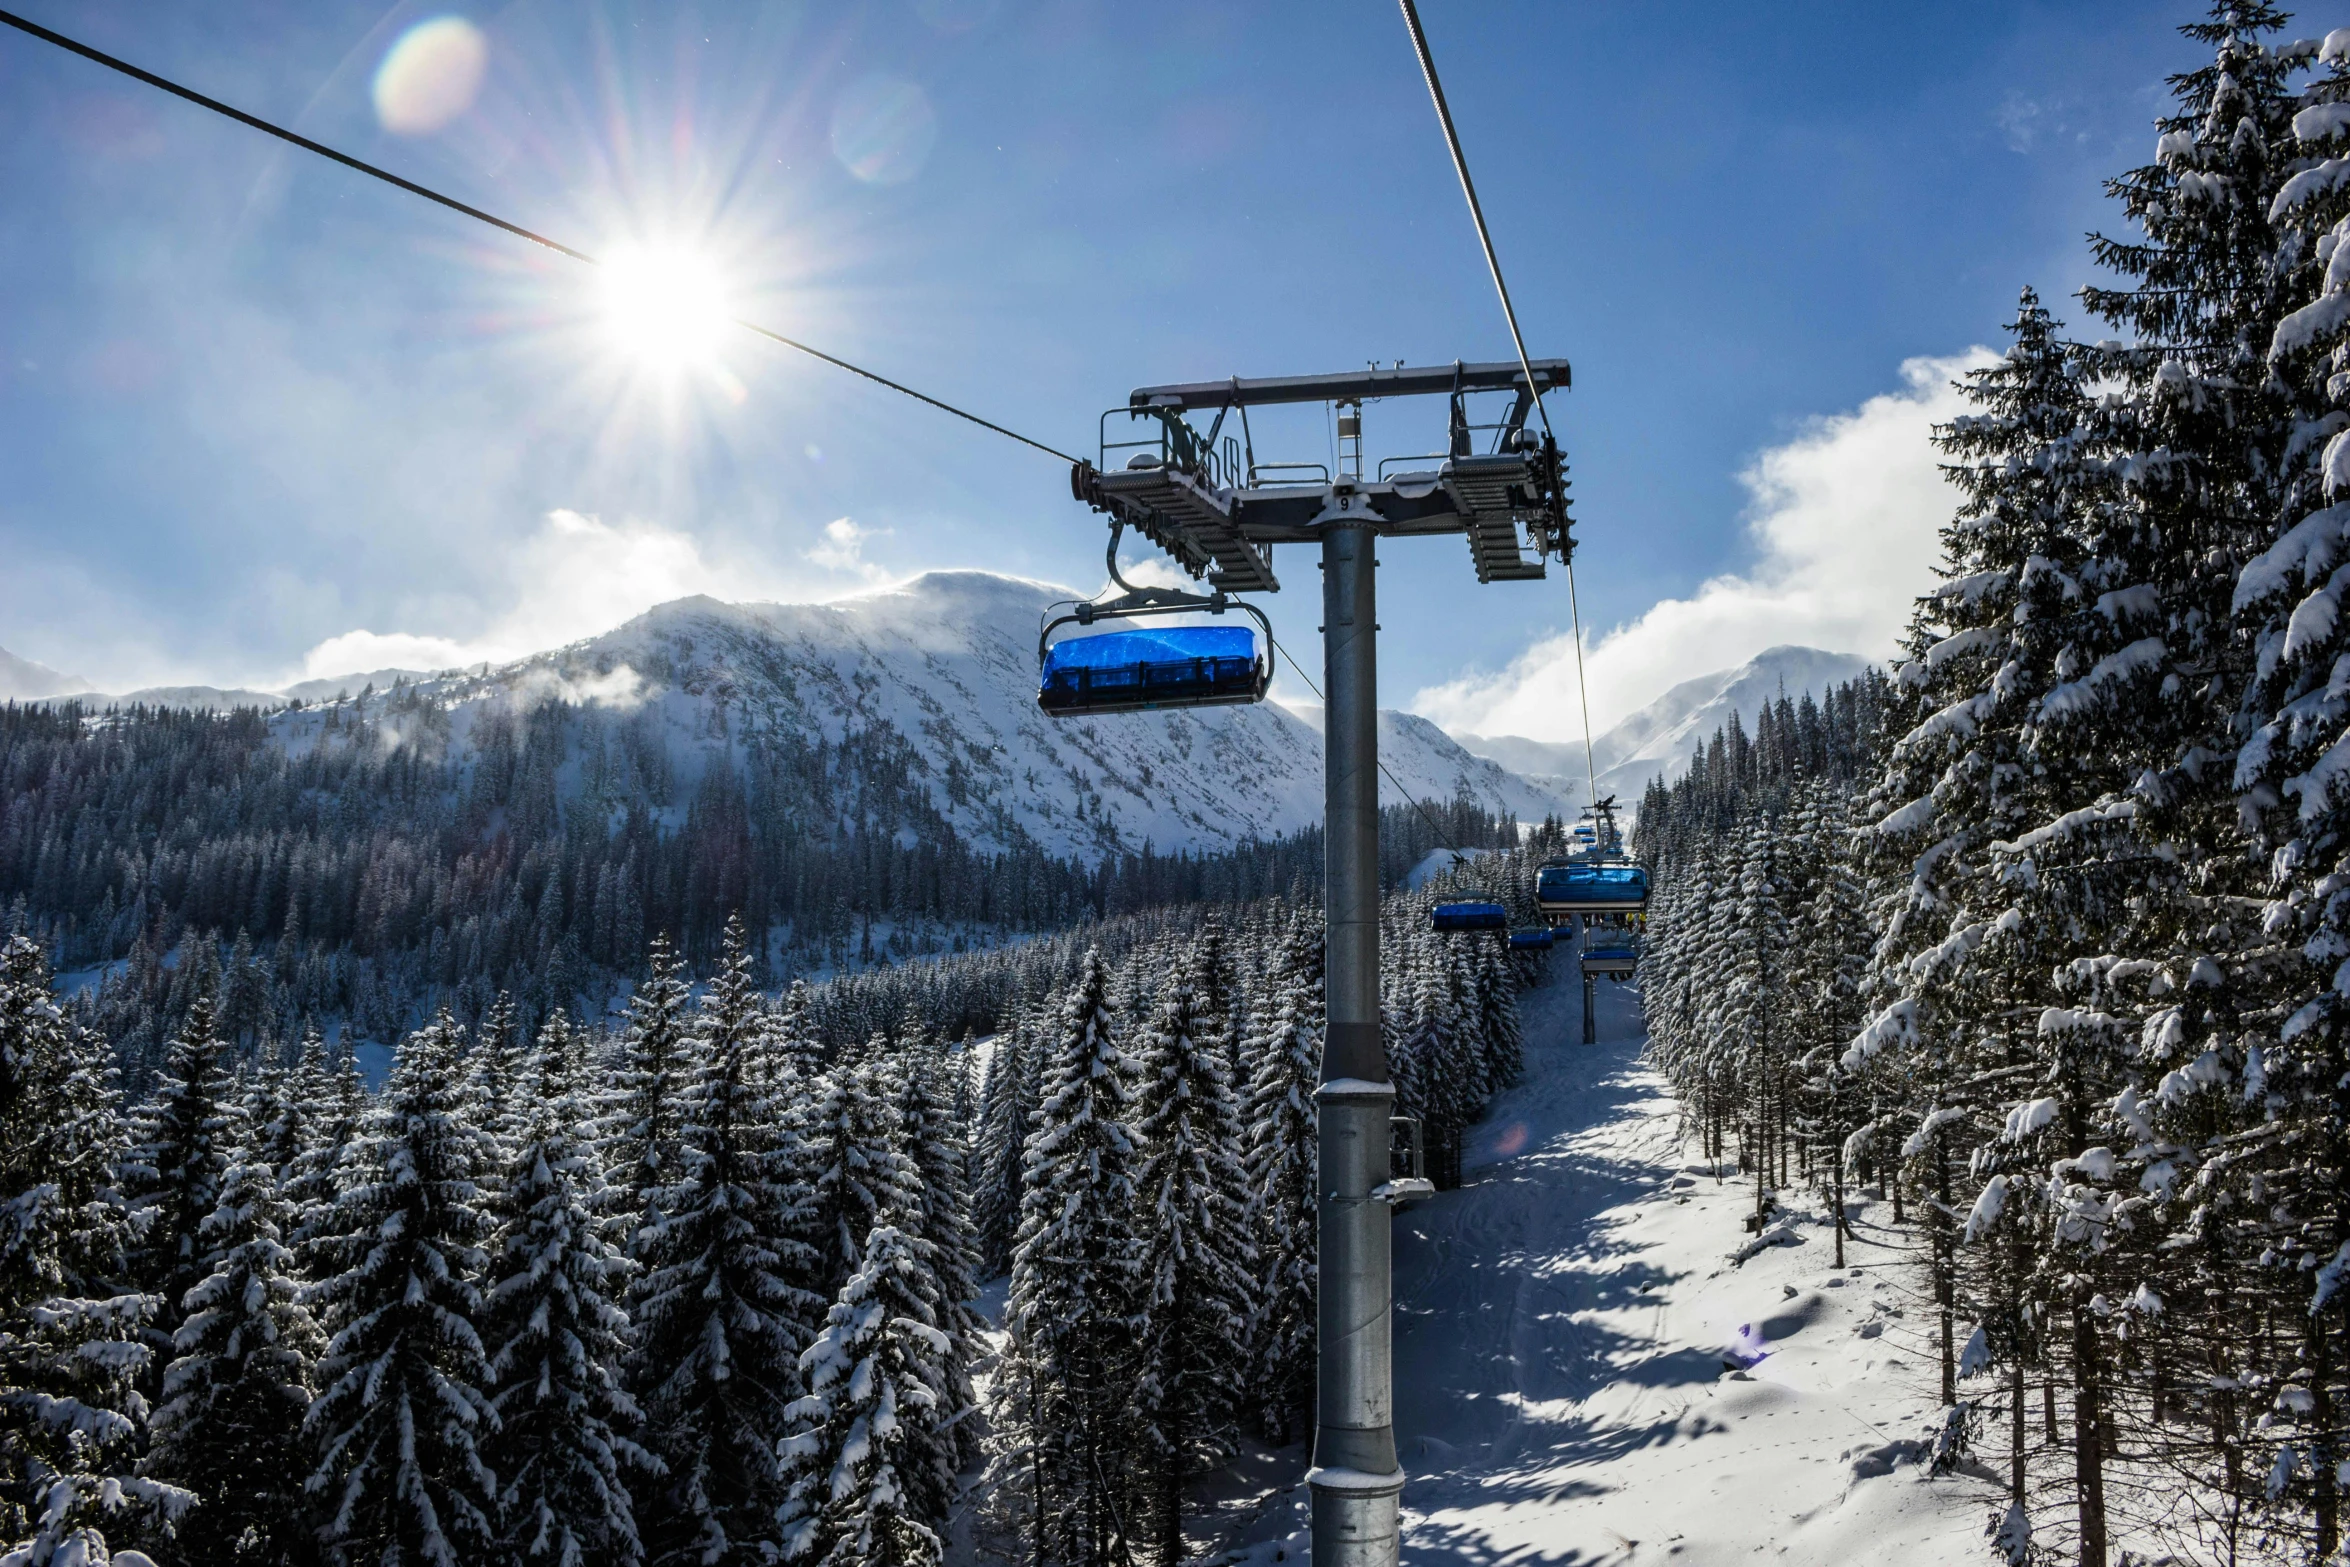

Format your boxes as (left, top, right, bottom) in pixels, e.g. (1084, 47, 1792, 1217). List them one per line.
(1579, 940, 1638, 980)
(1428, 898, 1508, 933)
(1508, 927, 1554, 951)
(1534, 859, 1649, 919)
(1037, 524, 1275, 718)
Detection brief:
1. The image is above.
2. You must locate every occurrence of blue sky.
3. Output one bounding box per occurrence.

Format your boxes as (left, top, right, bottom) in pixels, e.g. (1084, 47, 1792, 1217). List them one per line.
(0, 0, 2216, 734)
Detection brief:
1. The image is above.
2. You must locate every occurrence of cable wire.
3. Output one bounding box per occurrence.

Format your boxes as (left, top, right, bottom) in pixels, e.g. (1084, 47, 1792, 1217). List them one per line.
(1396, 0, 1551, 446)
(1268, 631, 1481, 873)
(0, 6, 1081, 466)
(1396, 0, 1598, 808)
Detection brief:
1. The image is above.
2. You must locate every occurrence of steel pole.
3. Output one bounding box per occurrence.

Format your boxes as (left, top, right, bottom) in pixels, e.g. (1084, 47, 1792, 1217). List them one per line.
(1311, 520, 1403, 1567)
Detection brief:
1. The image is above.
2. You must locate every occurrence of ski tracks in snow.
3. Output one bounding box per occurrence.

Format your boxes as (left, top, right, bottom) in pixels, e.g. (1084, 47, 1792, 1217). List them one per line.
(1370, 965, 2000, 1567)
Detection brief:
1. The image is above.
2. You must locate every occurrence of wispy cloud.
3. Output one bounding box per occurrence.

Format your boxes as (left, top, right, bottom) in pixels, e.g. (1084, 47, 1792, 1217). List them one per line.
(806, 516, 894, 582)
(294, 508, 807, 681)
(1413, 351, 1991, 741)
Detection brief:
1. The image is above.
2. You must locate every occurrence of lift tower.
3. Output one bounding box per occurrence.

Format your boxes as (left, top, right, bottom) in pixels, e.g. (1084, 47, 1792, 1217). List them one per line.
(1065, 357, 1573, 1567)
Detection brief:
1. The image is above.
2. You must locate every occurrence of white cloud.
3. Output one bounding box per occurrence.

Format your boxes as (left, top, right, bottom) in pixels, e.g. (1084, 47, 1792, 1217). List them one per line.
(295, 508, 805, 682)
(807, 516, 893, 582)
(1414, 350, 1991, 741)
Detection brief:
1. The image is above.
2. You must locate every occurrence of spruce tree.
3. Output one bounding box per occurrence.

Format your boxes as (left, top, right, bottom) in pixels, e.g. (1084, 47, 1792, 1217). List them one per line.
(122, 993, 241, 1372)
(1242, 915, 1320, 1443)
(887, 1049, 986, 1475)
(302, 1011, 500, 1566)
(0, 936, 188, 1564)
(970, 1023, 1040, 1276)
(995, 949, 1145, 1567)
(630, 923, 821, 1567)
(803, 1058, 923, 1302)
(146, 1152, 323, 1564)
(777, 1223, 957, 1567)
(481, 1013, 658, 1566)
(1128, 940, 1256, 1566)
(609, 936, 694, 1254)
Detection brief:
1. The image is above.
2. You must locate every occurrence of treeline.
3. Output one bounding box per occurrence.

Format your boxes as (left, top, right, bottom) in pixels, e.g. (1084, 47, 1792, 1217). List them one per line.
(1638, 9, 2350, 1565)
(2, 851, 1545, 1566)
(0, 695, 1518, 1087)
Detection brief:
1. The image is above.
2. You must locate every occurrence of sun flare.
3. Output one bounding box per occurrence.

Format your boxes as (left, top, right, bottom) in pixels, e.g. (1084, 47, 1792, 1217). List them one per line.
(597, 243, 731, 371)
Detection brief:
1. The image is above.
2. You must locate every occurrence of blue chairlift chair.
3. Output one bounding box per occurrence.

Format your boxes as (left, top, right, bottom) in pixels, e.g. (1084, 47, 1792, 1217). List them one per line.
(1534, 859, 1649, 920)
(1508, 926, 1554, 951)
(1037, 528, 1275, 718)
(1429, 898, 1508, 933)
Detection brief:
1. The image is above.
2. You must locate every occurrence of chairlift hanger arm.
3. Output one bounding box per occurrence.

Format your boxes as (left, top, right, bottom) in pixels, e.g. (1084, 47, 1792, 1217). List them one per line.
(1131, 359, 1569, 413)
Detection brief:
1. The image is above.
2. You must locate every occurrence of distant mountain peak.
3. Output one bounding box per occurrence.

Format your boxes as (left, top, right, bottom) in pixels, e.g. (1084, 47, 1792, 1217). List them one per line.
(1446, 645, 1878, 808)
(0, 646, 94, 702)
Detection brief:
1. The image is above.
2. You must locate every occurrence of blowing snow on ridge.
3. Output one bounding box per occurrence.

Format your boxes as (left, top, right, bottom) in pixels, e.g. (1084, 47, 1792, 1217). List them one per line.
(32, 571, 1576, 861)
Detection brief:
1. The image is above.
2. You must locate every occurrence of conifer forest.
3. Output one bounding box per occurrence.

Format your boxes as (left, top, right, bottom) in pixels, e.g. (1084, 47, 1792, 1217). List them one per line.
(1632, 9, 2350, 1562)
(27, 5, 2350, 1567)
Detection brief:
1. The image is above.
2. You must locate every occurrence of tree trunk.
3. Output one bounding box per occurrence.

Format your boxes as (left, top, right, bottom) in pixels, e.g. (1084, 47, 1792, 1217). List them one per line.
(2072, 1294, 2108, 1567)
(1934, 1132, 1956, 1407)
(1831, 1137, 1847, 1269)
(2011, 1340, 2027, 1502)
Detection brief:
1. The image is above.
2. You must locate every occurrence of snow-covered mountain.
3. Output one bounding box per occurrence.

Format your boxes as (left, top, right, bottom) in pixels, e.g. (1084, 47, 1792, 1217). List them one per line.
(34, 573, 1575, 862)
(0, 646, 92, 701)
(1450, 644, 1879, 806)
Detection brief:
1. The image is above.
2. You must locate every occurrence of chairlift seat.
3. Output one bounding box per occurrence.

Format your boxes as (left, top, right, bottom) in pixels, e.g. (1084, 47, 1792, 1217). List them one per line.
(1580, 944, 1638, 975)
(1508, 927, 1554, 950)
(1535, 860, 1649, 917)
(1429, 899, 1508, 933)
(1038, 625, 1267, 717)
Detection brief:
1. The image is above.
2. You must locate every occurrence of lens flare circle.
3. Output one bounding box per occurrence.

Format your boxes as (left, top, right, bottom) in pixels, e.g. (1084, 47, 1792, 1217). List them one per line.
(373, 16, 489, 137)
(830, 75, 938, 186)
(597, 244, 731, 373)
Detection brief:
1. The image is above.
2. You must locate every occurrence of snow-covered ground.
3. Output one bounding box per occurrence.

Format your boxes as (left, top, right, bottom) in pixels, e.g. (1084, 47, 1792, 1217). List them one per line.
(1223, 962, 2002, 1567)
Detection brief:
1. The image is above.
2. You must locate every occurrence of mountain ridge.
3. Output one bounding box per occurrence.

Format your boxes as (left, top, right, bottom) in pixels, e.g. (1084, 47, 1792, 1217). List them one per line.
(1448, 644, 1880, 804)
(26, 571, 1579, 863)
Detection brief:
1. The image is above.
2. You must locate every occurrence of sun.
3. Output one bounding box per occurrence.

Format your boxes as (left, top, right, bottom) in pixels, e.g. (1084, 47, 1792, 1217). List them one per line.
(597, 243, 732, 371)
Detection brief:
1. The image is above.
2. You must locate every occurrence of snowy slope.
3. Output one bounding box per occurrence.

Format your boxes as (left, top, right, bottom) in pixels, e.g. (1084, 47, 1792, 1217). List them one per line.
(1216, 965, 1995, 1567)
(1451, 645, 1877, 807)
(140, 572, 1567, 862)
(0, 646, 92, 701)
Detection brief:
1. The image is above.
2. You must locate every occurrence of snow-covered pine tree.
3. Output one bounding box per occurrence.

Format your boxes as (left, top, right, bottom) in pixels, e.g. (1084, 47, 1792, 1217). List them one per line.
(608, 935, 694, 1254)
(776, 1222, 957, 1567)
(1470, 938, 1523, 1099)
(1722, 817, 1793, 1224)
(121, 993, 241, 1379)
(1240, 913, 1320, 1443)
(467, 990, 526, 1151)
(1128, 939, 1256, 1565)
(887, 1048, 985, 1475)
(773, 979, 827, 1083)
(285, 1035, 365, 1278)
(995, 948, 1145, 1567)
(803, 1058, 923, 1302)
(302, 1010, 500, 1566)
(2222, 29, 2350, 1556)
(2070, 12, 2325, 1554)
(0, 935, 187, 1564)
(481, 1011, 659, 1567)
(1853, 287, 2120, 1418)
(630, 920, 821, 1567)
(145, 1149, 323, 1564)
(970, 1021, 1040, 1276)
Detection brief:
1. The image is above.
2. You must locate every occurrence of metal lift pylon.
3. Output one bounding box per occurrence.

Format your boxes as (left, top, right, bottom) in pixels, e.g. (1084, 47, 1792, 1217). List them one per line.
(1067, 359, 1574, 1567)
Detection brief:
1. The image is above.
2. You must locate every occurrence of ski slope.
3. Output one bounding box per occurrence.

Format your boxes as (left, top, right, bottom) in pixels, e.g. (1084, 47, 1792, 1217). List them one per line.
(1231, 962, 2002, 1567)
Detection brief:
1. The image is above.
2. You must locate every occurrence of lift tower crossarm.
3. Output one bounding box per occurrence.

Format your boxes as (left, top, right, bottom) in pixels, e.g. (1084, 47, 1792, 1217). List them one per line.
(1130, 358, 1569, 412)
